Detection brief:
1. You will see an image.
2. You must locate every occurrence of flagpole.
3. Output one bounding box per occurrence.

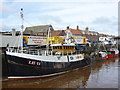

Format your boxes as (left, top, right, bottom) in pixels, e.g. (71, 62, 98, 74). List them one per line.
(20, 8, 24, 53)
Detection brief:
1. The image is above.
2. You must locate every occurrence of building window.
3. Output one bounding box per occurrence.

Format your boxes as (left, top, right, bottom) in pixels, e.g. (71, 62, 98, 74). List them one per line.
(43, 33, 47, 36)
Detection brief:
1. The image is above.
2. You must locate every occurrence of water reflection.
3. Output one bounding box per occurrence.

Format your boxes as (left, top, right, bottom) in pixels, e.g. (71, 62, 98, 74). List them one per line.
(2, 57, 118, 88)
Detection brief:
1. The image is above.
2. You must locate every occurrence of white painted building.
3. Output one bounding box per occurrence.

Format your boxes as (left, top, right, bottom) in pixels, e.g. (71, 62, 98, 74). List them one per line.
(0, 34, 21, 47)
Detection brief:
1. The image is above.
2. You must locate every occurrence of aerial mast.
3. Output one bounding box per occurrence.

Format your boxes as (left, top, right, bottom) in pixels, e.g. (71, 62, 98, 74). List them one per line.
(20, 8, 24, 53)
(47, 26, 51, 54)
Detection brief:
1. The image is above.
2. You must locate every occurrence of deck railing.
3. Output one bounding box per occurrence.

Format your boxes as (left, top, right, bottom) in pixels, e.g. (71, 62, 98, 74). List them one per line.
(7, 47, 84, 56)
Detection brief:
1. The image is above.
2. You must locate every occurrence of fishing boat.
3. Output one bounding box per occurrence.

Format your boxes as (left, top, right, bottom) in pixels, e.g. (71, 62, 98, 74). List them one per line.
(6, 44, 91, 80)
(95, 51, 108, 61)
(106, 48, 119, 58)
(94, 42, 108, 61)
(99, 37, 119, 59)
(102, 43, 119, 59)
(5, 9, 91, 80)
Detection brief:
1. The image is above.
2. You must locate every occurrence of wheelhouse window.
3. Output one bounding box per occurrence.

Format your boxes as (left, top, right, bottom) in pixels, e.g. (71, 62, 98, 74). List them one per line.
(53, 46, 75, 50)
(58, 46, 62, 49)
(53, 46, 62, 49)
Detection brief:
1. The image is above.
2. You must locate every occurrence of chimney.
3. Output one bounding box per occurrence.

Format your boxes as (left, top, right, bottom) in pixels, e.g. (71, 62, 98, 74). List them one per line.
(85, 27, 88, 32)
(11, 28, 16, 36)
(77, 25, 79, 30)
(49, 25, 52, 30)
(66, 26, 69, 29)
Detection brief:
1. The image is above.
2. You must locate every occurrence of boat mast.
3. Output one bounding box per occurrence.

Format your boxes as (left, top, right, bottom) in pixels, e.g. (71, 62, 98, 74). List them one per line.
(20, 8, 24, 53)
(46, 26, 51, 54)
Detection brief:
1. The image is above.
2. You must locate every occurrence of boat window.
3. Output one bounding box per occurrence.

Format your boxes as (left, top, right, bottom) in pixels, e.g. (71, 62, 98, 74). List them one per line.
(65, 46, 66, 49)
(58, 46, 62, 49)
(60, 46, 62, 49)
(55, 46, 57, 49)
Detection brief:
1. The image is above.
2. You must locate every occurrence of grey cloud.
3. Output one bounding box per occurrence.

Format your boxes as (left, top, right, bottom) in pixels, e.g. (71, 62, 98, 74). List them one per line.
(92, 16, 117, 25)
(35, 15, 64, 25)
(79, 16, 118, 35)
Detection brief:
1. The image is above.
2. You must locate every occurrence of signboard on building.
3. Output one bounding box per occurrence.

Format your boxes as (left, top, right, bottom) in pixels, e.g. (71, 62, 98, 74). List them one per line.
(99, 37, 112, 41)
(23, 36, 47, 46)
(23, 36, 87, 46)
(75, 37, 86, 44)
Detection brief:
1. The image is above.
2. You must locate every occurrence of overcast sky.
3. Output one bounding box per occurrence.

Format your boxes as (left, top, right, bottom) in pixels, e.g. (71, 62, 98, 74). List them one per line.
(0, 0, 118, 35)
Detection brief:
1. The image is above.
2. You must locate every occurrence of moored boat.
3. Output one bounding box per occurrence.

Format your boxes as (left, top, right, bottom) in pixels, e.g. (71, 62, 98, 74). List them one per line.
(95, 51, 108, 61)
(5, 42, 92, 80)
(106, 48, 119, 59)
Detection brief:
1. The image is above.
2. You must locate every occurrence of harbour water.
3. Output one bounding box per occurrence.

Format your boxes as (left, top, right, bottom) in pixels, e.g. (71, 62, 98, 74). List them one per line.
(1, 51, 119, 88)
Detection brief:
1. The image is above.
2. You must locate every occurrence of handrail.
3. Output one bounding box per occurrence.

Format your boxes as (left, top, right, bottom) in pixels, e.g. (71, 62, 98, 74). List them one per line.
(8, 45, 116, 56)
(7, 47, 84, 56)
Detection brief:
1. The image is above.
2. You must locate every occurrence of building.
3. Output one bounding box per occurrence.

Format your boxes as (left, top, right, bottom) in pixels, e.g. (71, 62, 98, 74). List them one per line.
(51, 26, 99, 43)
(0, 29, 20, 36)
(113, 36, 120, 45)
(51, 30, 66, 36)
(51, 26, 83, 37)
(0, 34, 21, 48)
(82, 27, 99, 42)
(23, 25, 54, 36)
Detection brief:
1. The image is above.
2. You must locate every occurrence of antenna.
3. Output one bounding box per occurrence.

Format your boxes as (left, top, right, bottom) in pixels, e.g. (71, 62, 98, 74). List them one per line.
(47, 26, 51, 54)
(20, 8, 24, 53)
